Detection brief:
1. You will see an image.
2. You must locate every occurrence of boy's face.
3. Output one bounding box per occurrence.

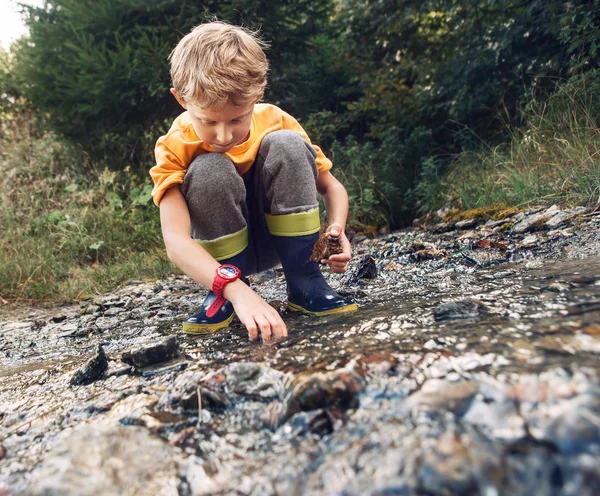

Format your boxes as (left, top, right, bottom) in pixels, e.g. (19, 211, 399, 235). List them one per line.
(171, 89, 254, 153)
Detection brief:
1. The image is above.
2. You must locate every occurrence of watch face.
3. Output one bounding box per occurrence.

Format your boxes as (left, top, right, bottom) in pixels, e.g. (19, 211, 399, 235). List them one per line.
(217, 264, 241, 280)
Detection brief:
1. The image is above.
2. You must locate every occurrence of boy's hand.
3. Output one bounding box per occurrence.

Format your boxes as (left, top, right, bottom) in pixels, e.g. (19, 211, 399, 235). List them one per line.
(225, 282, 288, 342)
(321, 223, 352, 273)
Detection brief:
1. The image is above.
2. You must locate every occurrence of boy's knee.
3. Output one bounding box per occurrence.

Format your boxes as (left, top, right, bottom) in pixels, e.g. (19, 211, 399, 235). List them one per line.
(183, 154, 244, 199)
(261, 130, 317, 158)
(259, 130, 318, 180)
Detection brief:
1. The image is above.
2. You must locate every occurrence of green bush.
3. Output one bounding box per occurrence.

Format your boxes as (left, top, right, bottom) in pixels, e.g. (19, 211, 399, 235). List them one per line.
(12, 0, 334, 165)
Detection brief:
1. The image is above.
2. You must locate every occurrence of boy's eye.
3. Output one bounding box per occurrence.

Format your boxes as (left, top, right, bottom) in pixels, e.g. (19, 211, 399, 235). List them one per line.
(231, 119, 241, 124)
(202, 121, 215, 126)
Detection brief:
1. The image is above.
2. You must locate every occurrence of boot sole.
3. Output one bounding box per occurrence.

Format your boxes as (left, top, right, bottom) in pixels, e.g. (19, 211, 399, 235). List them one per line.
(287, 301, 358, 316)
(182, 313, 236, 335)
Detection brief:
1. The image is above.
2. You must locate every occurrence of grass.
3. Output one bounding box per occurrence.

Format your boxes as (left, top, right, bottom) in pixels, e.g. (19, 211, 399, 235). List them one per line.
(3, 77, 598, 302)
(423, 80, 600, 212)
(0, 115, 175, 301)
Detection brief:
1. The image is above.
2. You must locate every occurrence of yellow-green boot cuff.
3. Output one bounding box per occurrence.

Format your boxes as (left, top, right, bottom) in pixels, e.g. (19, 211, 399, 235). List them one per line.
(265, 208, 321, 237)
(197, 227, 248, 260)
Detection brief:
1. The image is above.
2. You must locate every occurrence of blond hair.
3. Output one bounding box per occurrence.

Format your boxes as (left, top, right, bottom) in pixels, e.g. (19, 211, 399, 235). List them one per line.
(170, 21, 269, 108)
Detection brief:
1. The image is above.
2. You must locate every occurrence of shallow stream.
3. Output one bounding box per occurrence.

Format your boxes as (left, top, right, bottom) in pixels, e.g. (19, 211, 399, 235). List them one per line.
(1, 208, 600, 495)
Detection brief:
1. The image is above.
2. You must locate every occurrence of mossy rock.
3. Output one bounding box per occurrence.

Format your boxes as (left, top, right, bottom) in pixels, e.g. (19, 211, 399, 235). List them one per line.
(443, 203, 521, 223)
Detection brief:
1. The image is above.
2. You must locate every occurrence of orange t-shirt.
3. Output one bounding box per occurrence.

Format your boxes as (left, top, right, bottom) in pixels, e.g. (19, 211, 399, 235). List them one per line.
(150, 103, 332, 206)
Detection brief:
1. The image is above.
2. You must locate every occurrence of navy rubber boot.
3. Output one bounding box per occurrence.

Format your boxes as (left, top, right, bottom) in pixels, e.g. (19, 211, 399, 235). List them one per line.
(272, 233, 357, 316)
(183, 250, 247, 334)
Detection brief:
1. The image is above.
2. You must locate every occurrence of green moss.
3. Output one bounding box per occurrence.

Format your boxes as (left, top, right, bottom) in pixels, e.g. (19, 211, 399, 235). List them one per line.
(497, 222, 514, 232)
(443, 203, 522, 223)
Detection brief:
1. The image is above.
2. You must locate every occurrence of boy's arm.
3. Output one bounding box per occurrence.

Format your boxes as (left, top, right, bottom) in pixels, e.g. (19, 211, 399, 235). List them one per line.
(159, 186, 287, 341)
(316, 171, 352, 274)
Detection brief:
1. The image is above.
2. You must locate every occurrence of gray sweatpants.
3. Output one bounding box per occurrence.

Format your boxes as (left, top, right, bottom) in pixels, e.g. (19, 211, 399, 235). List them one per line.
(181, 130, 320, 275)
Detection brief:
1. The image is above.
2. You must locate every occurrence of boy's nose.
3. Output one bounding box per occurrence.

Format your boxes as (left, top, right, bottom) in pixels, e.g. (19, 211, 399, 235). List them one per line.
(215, 125, 233, 145)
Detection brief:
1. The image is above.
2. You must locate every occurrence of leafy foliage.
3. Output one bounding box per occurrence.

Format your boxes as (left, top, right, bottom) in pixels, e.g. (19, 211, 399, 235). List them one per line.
(13, 0, 334, 163)
(2, 0, 599, 228)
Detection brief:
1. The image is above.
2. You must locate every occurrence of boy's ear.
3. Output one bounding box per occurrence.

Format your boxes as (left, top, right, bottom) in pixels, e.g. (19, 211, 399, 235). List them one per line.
(170, 88, 187, 109)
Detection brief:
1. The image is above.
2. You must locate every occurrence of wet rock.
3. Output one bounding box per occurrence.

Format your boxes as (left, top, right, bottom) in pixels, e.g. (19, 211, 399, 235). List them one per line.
(158, 369, 205, 411)
(51, 313, 67, 323)
(473, 239, 508, 250)
(433, 298, 488, 321)
(343, 254, 378, 285)
(416, 427, 502, 496)
(462, 250, 508, 267)
(138, 411, 192, 434)
(163, 370, 230, 413)
(432, 222, 455, 233)
(139, 356, 188, 377)
(195, 386, 230, 412)
(513, 205, 560, 234)
(180, 456, 228, 495)
(417, 431, 476, 495)
(404, 379, 478, 416)
(27, 423, 179, 496)
(355, 352, 399, 376)
(284, 370, 362, 420)
(545, 406, 600, 454)
(545, 206, 586, 229)
(311, 232, 343, 263)
(542, 281, 570, 293)
(70, 345, 108, 386)
(280, 409, 341, 437)
(225, 362, 289, 400)
(121, 335, 180, 368)
(464, 382, 526, 441)
(104, 361, 134, 378)
(101, 393, 159, 425)
(410, 248, 449, 261)
(455, 218, 477, 230)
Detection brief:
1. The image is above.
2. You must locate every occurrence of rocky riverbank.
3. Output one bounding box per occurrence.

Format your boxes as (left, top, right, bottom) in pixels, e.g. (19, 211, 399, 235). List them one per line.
(1, 204, 600, 495)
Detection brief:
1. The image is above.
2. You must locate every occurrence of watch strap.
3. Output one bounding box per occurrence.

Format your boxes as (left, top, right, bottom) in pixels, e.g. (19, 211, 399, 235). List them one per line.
(206, 294, 226, 318)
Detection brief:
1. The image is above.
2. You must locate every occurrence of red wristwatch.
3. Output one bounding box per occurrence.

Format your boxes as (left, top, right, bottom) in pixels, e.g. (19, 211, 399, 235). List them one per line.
(205, 264, 241, 318)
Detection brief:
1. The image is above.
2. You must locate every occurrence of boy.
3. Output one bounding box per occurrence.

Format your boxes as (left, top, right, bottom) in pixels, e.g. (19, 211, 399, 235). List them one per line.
(150, 21, 357, 343)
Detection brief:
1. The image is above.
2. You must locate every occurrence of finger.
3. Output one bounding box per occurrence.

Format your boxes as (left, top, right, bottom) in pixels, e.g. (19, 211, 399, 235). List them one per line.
(268, 312, 288, 339)
(255, 316, 273, 342)
(326, 223, 342, 236)
(328, 253, 351, 262)
(245, 320, 259, 341)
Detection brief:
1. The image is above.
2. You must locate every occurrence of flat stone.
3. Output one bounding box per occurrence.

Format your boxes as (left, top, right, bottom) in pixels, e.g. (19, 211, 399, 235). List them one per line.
(27, 423, 179, 496)
(404, 379, 478, 416)
(434, 299, 488, 321)
(122, 335, 180, 368)
(284, 370, 362, 421)
(462, 250, 507, 267)
(225, 362, 289, 400)
(455, 219, 477, 230)
(70, 345, 108, 386)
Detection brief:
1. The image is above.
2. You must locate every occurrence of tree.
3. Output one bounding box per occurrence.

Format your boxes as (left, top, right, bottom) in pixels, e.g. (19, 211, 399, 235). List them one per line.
(14, 0, 334, 164)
